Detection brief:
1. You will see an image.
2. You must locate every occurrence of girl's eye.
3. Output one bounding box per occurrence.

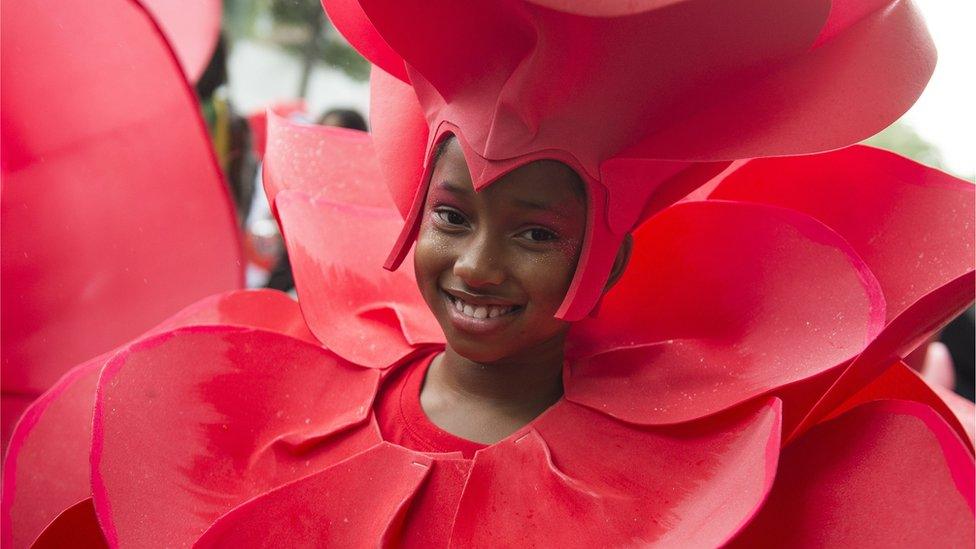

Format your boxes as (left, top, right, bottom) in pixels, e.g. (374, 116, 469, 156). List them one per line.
(519, 228, 558, 242)
(434, 209, 468, 226)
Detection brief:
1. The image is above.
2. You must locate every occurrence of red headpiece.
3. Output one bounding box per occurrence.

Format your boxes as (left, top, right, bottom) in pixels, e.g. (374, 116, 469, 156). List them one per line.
(323, 0, 935, 320)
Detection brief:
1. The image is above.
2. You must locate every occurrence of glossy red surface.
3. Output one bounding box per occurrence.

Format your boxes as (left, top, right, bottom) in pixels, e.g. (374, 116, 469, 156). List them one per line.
(1, 289, 309, 547)
(729, 400, 975, 547)
(0, 0, 243, 441)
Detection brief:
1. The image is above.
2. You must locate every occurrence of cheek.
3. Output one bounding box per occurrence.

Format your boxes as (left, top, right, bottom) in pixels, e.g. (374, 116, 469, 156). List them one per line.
(413, 223, 455, 290)
(517, 245, 581, 311)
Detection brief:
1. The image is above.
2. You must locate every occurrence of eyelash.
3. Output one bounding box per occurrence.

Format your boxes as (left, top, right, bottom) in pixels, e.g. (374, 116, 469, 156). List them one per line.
(433, 208, 468, 227)
(431, 207, 559, 243)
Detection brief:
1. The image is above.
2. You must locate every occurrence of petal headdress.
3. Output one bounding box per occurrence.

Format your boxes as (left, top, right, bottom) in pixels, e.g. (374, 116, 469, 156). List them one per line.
(324, 0, 936, 319)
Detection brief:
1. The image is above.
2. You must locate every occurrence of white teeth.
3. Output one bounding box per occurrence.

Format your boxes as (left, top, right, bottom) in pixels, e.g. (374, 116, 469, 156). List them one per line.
(449, 294, 516, 319)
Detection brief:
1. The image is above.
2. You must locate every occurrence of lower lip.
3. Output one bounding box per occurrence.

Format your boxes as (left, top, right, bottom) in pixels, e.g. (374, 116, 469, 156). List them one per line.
(442, 291, 521, 335)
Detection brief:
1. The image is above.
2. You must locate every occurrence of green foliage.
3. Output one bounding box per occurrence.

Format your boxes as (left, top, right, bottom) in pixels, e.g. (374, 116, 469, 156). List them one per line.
(322, 36, 370, 80)
(864, 121, 945, 170)
(224, 0, 369, 82)
(270, 0, 321, 25)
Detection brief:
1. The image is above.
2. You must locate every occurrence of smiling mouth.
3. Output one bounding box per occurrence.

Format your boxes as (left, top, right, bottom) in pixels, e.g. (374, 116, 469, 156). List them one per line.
(444, 292, 522, 320)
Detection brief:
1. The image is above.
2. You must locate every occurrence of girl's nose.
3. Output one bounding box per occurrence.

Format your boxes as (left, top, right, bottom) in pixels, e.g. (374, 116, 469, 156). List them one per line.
(453, 237, 505, 287)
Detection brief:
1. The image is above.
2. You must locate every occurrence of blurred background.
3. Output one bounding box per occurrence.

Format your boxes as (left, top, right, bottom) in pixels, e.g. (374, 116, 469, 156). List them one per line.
(222, 0, 368, 119)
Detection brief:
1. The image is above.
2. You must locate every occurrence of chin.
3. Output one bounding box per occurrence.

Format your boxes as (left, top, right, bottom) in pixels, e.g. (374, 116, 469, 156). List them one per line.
(444, 333, 514, 364)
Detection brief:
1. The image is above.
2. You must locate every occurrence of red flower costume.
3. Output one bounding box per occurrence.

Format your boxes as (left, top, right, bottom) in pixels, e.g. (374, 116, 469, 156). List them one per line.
(3, 0, 975, 547)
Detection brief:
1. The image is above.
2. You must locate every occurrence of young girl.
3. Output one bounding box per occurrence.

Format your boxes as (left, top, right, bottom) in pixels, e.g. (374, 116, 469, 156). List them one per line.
(4, 0, 974, 547)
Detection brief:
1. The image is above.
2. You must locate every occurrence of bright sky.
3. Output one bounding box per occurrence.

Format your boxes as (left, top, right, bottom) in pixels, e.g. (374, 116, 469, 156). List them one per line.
(902, 2, 975, 178)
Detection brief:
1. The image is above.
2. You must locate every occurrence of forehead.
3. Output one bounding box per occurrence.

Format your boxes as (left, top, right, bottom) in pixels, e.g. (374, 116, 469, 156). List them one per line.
(432, 137, 586, 208)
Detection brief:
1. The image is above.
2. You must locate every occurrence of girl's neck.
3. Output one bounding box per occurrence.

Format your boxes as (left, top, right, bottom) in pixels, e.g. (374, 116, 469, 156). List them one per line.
(420, 335, 566, 443)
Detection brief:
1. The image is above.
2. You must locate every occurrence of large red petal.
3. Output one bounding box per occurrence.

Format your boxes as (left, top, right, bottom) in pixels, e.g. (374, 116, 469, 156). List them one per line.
(31, 499, 108, 549)
(1, 0, 241, 404)
(196, 443, 430, 547)
(276, 190, 443, 368)
(522, 0, 691, 17)
(151, 288, 318, 345)
(263, 113, 396, 213)
(450, 398, 781, 546)
(1, 289, 317, 547)
(818, 360, 975, 452)
(90, 327, 381, 547)
(792, 271, 975, 442)
(710, 145, 975, 322)
(1, 358, 104, 549)
(729, 400, 975, 547)
(566, 200, 883, 424)
(622, 0, 933, 160)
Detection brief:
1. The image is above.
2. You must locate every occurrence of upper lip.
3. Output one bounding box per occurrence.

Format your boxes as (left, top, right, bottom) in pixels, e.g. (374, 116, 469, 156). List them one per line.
(442, 287, 521, 308)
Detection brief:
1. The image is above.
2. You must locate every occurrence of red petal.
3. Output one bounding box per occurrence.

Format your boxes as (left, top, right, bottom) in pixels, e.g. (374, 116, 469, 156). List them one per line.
(567, 200, 883, 424)
(263, 113, 396, 213)
(151, 288, 318, 345)
(710, 145, 975, 322)
(2, 289, 318, 547)
(729, 400, 975, 547)
(522, 0, 692, 17)
(396, 457, 472, 547)
(1, 0, 241, 401)
(793, 271, 975, 441)
(622, 0, 933, 159)
(2, 358, 103, 548)
(90, 327, 381, 547)
(245, 100, 307, 160)
(276, 191, 443, 368)
(450, 398, 781, 547)
(816, 360, 973, 453)
(196, 443, 431, 547)
(31, 498, 108, 549)
(321, 0, 409, 82)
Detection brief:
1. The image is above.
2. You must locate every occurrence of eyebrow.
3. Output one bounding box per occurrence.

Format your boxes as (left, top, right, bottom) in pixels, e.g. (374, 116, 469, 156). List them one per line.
(435, 181, 470, 195)
(512, 197, 554, 211)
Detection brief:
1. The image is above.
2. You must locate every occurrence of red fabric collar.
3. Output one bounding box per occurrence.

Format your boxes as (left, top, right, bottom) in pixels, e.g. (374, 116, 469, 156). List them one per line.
(375, 351, 486, 459)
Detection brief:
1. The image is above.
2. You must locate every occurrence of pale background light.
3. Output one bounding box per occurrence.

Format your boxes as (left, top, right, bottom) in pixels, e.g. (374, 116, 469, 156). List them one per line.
(902, 2, 975, 178)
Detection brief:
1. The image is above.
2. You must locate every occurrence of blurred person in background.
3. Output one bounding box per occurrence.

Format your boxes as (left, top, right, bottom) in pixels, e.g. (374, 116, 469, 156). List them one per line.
(197, 33, 258, 225)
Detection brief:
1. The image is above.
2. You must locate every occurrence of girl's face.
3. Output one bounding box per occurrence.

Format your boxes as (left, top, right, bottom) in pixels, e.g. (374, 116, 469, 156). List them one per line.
(414, 138, 587, 363)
